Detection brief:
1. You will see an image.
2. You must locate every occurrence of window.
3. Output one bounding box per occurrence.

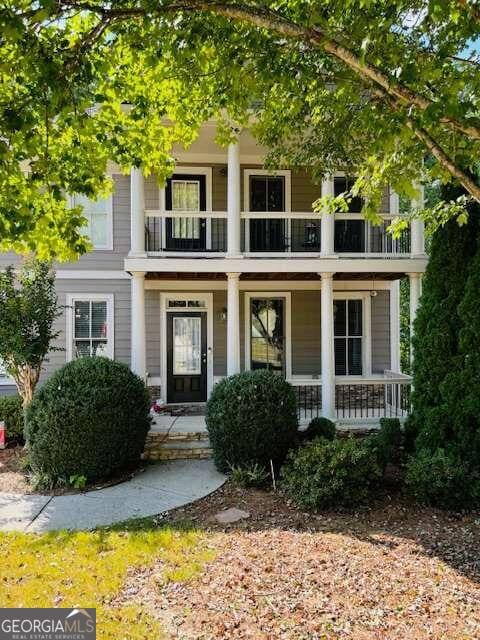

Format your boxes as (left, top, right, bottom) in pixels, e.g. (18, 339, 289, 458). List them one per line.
(67, 295, 114, 360)
(74, 194, 113, 249)
(168, 299, 206, 309)
(334, 299, 363, 375)
(250, 298, 285, 372)
(249, 175, 285, 212)
(334, 177, 364, 213)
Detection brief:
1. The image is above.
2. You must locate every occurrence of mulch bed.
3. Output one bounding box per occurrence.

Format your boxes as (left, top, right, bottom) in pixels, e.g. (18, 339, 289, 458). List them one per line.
(120, 482, 480, 639)
(0, 443, 147, 495)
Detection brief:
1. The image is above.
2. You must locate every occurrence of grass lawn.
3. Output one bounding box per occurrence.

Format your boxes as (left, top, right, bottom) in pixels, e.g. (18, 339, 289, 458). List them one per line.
(1, 483, 480, 639)
(0, 521, 214, 639)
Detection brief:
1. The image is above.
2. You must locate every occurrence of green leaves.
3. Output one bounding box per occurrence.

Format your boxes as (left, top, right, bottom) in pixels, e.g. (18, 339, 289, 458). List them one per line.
(0, 0, 479, 258)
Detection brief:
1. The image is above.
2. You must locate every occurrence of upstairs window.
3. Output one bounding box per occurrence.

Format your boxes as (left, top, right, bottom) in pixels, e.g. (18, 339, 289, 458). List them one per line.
(74, 194, 113, 250)
(249, 175, 285, 212)
(334, 299, 363, 375)
(334, 177, 364, 213)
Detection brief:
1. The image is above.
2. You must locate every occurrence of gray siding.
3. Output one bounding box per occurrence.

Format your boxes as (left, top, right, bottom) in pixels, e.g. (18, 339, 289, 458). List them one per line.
(145, 289, 161, 376)
(292, 291, 321, 376)
(371, 290, 391, 373)
(59, 174, 130, 271)
(213, 291, 227, 376)
(42, 279, 131, 382)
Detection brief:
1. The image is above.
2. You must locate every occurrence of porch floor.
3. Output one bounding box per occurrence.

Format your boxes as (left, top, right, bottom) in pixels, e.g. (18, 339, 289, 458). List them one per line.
(149, 412, 391, 435)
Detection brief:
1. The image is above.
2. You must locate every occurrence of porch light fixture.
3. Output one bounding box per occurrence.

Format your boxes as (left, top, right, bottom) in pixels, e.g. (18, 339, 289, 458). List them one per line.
(370, 275, 378, 297)
(218, 307, 228, 322)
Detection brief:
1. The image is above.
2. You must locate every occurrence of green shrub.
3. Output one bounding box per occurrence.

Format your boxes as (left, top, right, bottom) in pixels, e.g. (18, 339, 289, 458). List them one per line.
(229, 461, 270, 487)
(25, 357, 151, 486)
(281, 436, 382, 510)
(302, 417, 336, 442)
(206, 370, 298, 472)
(369, 418, 402, 470)
(0, 395, 23, 441)
(406, 448, 480, 510)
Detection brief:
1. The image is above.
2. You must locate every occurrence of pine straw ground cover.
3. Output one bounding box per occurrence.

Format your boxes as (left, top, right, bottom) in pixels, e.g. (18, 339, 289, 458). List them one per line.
(118, 483, 480, 640)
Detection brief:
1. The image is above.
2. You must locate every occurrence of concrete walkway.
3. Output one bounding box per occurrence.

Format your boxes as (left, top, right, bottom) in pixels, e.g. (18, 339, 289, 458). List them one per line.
(0, 460, 225, 533)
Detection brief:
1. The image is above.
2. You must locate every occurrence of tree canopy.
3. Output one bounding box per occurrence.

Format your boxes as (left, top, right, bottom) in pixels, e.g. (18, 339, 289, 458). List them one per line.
(1, 0, 479, 259)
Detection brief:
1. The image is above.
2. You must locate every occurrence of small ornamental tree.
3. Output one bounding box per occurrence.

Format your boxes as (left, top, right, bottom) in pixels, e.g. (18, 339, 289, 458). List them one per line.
(0, 259, 61, 408)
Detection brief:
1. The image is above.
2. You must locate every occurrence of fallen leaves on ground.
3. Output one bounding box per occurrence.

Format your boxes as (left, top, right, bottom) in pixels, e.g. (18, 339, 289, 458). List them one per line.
(120, 483, 480, 640)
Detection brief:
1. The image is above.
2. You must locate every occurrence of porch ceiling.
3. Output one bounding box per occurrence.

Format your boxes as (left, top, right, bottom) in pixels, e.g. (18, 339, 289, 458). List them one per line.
(144, 271, 404, 281)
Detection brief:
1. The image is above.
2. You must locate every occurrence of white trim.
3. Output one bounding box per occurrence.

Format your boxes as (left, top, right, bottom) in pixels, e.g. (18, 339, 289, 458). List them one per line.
(125, 256, 428, 274)
(56, 270, 130, 280)
(244, 291, 292, 379)
(159, 292, 214, 403)
(174, 152, 265, 164)
(65, 293, 114, 362)
(332, 291, 372, 377)
(390, 280, 401, 372)
(144, 279, 393, 291)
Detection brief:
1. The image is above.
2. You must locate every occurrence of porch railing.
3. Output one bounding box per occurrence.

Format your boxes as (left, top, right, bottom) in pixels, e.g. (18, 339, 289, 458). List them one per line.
(144, 210, 410, 257)
(291, 373, 412, 423)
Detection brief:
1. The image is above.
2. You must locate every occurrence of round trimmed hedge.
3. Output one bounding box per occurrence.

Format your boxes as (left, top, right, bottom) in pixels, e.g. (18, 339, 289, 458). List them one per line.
(25, 357, 151, 486)
(205, 370, 298, 472)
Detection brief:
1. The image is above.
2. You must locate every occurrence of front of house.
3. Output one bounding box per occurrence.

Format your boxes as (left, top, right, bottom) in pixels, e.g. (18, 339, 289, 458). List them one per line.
(0, 124, 427, 425)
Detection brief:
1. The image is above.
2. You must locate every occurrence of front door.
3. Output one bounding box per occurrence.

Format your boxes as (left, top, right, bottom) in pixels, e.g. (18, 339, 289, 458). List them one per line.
(167, 312, 207, 403)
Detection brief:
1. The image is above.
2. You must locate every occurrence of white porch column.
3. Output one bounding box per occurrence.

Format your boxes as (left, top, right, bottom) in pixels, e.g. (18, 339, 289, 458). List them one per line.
(131, 271, 146, 379)
(320, 272, 335, 418)
(408, 272, 422, 362)
(226, 272, 241, 375)
(227, 140, 242, 258)
(320, 176, 335, 256)
(390, 279, 401, 373)
(411, 184, 425, 257)
(130, 167, 146, 256)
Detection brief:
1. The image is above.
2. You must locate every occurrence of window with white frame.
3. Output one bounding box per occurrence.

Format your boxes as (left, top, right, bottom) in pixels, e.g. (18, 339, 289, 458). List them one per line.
(69, 296, 114, 359)
(74, 194, 113, 249)
(334, 299, 363, 375)
(171, 179, 201, 239)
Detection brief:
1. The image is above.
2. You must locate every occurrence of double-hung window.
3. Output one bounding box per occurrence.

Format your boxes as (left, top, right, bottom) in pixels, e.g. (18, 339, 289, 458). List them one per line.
(334, 299, 363, 375)
(74, 194, 113, 250)
(68, 295, 114, 360)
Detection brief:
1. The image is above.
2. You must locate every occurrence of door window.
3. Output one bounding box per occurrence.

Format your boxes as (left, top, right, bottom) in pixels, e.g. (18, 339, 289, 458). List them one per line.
(173, 316, 202, 375)
(249, 175, 285, 212)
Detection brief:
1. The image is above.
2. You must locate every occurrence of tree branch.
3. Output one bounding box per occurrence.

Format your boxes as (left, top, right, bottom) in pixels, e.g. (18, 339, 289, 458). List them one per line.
(58, 0, 480, 142)
(456, 0, 480, 23)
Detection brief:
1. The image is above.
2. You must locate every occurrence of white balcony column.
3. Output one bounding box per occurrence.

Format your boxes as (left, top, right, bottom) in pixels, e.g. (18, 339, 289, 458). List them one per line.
(411, 183, 425, 256)
(320, 176, 335, 256)
(320, 272, 335, 418)
(130, 167, 146, 256)
(226, 272, 241, 375)
(227, 140, 242, 258)
(408, 272, 422, 363)
(390, 279, 401, 373)
(131, 271, 146, 379)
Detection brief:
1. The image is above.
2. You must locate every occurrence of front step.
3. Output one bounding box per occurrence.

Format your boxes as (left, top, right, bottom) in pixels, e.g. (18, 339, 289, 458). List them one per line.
(144, 414, 211, 461)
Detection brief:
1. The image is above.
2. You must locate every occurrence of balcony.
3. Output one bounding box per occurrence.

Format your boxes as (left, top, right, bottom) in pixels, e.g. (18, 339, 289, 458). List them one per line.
(144, 210, 411, 258)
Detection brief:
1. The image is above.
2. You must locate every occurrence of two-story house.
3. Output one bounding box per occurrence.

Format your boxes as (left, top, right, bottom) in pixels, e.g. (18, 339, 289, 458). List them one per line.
(0, 123, 427, 426)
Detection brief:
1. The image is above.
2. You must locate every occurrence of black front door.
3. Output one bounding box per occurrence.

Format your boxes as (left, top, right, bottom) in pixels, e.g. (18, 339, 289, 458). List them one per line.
(167, 312, 207, 403)
(165, 174, 207, 251)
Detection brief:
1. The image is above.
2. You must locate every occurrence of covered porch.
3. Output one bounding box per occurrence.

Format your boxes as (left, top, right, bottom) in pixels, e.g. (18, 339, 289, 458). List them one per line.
(128, 271, 419, 424)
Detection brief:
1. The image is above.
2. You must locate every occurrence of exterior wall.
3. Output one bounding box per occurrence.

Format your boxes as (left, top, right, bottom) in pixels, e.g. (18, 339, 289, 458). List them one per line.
(291, 291, 321, 376)
(371, 290, 391, 373)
